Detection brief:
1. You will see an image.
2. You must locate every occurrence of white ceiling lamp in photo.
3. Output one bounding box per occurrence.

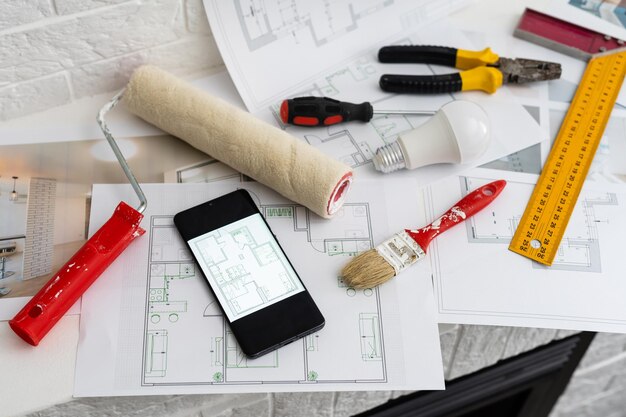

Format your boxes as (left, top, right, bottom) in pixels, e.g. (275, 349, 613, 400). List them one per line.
(10, 176, 18, 202)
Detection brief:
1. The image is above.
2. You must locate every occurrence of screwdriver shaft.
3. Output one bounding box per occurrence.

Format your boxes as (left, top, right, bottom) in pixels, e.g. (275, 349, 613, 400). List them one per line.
(373, 109, 435, 116)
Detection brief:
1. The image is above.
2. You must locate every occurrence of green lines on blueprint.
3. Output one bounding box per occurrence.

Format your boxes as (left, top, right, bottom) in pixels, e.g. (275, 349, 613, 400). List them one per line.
(261, 202, 374, 257)
(359, 313, 383, 361)
(148, 263, 195, 319)
(265, 207, 293, 217)
(142, 198, 387, 386)
(459, 176, 619, 272)
(145, 330, 168, 378)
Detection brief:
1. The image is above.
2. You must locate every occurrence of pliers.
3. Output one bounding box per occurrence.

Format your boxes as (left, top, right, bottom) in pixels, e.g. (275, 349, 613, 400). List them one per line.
(378, 45, 562, 94)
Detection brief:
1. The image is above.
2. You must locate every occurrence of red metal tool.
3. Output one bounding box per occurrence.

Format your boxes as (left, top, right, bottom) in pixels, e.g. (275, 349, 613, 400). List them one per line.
(514, 8, 626, 61)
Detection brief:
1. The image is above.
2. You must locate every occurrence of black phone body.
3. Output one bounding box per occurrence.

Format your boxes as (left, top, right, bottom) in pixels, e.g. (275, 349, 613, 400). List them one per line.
(173, 189, 325, 358)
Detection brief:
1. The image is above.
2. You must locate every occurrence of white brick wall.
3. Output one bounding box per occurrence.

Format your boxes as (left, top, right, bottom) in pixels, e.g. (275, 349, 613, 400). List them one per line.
(0, 1, 54, 31)
(0, 0, 224, 121)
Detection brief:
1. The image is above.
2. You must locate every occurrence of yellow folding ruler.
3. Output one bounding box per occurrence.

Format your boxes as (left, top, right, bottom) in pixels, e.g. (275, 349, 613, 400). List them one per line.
(509, 50, 626, 265)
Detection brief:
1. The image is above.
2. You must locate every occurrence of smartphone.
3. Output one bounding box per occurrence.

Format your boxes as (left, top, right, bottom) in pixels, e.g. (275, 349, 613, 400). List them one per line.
(173, 189, 325, 358)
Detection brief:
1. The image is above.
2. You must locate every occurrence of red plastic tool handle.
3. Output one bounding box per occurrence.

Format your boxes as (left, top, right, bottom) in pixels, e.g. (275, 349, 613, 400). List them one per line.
(9, 202, 145, 346)
(279, 96, 374, 127)
(406, 180, 506, 252)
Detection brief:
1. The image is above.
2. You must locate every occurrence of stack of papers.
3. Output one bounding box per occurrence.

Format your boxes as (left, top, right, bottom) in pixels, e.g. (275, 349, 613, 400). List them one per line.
(3, 0, 626, 400)
(73, 0, 626, 396)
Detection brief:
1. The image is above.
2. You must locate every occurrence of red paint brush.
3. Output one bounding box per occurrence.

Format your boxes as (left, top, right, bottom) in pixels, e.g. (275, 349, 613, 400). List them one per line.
(341, 180, 506, 288)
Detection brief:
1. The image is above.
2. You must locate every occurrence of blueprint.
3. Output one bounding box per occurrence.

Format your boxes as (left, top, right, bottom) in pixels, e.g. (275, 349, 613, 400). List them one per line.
(74, 180, 444, 395)
(204, 2, 547, 186)
(204, 0, 471, 112)
(468, 28, 626, 179)
(422, 168, 626, 333)
(174, 69, 546, 188)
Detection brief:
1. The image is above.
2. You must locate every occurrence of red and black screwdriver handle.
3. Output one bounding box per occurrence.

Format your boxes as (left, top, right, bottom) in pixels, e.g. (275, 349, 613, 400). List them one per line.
(280, 96, 374, 127)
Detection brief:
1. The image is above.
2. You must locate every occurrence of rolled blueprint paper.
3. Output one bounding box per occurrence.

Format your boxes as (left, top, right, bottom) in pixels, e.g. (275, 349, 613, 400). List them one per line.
(123, 66, 353, 219)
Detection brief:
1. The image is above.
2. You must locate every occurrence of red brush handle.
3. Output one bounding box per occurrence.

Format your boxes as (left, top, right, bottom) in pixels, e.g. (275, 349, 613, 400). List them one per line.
(406, 180, 506, 251)
(9, 202, 145, 346)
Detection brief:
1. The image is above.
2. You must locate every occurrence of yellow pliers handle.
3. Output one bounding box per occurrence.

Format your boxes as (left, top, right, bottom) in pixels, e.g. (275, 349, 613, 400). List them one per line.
(379, 46, 503, 94)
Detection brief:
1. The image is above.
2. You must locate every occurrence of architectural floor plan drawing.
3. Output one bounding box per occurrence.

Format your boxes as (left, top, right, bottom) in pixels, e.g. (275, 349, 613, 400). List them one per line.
(252, 23, 545, 185)
(425, 168, 626, 333)
(205, 1, 545, 188)
(205, 0, 470, 111)
(458, 176, 617, 273)
(467, 29, 626, 179)
(75, 181, 444, 395)
(235, 0, 394, 51)
(301, 129, 374, 168)
(143, 200, 383, 387)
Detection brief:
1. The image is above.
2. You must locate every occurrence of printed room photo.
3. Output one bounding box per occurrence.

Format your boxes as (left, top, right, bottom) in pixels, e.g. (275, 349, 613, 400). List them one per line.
(0, 134, 241, 300)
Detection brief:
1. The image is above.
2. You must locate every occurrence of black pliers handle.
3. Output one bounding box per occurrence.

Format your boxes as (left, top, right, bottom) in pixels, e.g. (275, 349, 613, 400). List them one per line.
(378, 45, 561, 94)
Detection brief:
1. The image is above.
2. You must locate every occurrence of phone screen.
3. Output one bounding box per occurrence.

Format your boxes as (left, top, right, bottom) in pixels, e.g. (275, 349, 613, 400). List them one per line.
(174, 189, 324, 358)
(187, 213, 305, 322)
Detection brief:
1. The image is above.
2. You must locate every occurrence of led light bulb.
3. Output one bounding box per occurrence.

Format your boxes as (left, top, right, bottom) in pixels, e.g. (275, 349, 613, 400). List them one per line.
(372, 100, 491, 173)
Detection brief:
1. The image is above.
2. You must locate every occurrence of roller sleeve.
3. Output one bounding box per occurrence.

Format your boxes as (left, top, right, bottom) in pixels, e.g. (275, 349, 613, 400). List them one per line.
(123, 66, 353, 219)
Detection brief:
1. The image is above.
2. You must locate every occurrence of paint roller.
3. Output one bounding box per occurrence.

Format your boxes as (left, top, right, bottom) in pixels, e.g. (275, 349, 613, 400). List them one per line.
(10, 66, 353, 345)
(125, 65, 353, 218)
(9, 94, 147, 346)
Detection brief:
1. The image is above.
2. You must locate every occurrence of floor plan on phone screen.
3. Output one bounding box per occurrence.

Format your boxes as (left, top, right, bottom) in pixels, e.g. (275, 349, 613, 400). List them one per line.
(188, 213, 305, 322)
(74, 181, 444, 395)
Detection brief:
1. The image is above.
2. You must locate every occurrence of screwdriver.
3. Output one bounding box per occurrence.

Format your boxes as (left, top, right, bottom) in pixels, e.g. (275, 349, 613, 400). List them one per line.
(279, 96, 434, 127)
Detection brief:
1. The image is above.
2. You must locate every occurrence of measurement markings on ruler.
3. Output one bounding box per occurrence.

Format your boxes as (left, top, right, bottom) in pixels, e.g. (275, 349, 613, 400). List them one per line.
(509, 50, 626, 265)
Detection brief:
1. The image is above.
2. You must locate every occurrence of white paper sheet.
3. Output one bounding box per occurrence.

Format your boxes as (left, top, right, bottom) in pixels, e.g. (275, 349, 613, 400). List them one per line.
(74, 180, 444, 396)
(456, 28, 626, 179)
(424, 167, 626, 333)
(205, 0, 547, 185)
(0, 299, 80, 322)
(204, 0, 472, 112)
(204, 1, 546, 185)
(244, 27, 545, 186)
(0, 316, 78, 416)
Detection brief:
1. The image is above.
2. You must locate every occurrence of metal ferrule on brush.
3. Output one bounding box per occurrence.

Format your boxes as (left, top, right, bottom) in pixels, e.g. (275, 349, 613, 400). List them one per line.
(375, 231, 426, 275)
(372, 142, 406, 173)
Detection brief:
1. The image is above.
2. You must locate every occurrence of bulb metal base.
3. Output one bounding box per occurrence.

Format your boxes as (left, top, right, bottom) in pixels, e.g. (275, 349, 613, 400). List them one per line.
(372, 142, 406, 173)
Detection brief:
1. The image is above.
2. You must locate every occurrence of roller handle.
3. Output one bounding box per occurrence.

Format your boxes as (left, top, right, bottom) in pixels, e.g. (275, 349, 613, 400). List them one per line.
(9, 202, 145, 346)
(280, 96, 374, 126)
(406, 180, 507, 252)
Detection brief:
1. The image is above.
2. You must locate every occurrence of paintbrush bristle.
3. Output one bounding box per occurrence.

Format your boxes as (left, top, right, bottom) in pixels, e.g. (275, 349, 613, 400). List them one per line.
(341, 249, 395, 289)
